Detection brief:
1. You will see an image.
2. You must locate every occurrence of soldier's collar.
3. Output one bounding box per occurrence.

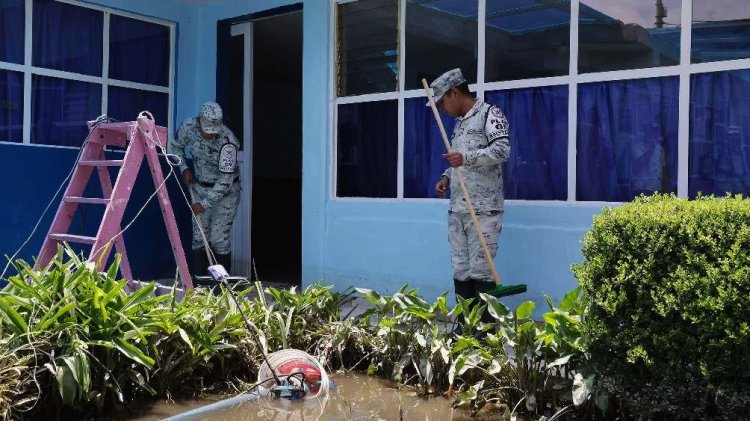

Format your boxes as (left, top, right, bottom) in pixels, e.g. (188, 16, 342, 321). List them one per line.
(456, 100, 484, 121)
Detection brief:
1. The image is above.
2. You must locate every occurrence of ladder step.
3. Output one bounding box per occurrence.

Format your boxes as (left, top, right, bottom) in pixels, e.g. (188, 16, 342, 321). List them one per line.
(79, 160, 124, 167)
(48, 234, 97, 245)
(64, 196, 110, 205)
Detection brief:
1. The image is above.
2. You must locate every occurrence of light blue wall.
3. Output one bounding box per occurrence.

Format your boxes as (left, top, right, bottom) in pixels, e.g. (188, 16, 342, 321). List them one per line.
(185, 0, 606, 307)
(323, 202, 603, 308)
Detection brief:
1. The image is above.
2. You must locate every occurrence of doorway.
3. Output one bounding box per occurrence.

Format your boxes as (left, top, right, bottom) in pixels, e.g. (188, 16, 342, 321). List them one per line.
(226, 10, 302, 287)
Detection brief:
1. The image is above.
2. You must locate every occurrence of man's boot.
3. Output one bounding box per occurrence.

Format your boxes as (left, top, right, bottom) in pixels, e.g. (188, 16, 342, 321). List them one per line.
(192, 248, 209, 278)
(452, 279, 474, 335)
(453, 278, 474, 301)
(216, 253, 232, 275)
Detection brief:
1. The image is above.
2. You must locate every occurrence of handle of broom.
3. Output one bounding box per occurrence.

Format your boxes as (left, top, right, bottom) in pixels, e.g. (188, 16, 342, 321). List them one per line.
(421, 79, 502, 287)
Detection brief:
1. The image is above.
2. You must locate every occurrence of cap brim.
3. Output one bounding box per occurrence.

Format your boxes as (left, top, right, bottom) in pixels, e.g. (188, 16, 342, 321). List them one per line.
(426, 95, 443, 107)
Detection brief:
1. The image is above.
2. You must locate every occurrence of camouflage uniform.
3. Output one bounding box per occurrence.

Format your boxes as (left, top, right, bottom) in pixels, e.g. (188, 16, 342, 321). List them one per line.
(169, 107, 241, 258)
(442, 100, 510, 285)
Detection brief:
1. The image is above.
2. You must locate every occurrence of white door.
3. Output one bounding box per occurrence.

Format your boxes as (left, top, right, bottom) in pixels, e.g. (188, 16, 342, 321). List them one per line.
(230, 22, 253, 277)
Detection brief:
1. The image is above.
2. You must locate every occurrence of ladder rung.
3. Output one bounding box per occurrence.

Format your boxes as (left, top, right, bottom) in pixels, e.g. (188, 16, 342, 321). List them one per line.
(48, 234, 97, 245)
(79, 160, 124, 167)
(64, 196, 110, 205)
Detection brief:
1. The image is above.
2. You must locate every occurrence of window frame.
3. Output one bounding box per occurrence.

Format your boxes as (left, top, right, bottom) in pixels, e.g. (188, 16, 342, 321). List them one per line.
(331, 0, 750, 204)
(0, 0, 175, 149)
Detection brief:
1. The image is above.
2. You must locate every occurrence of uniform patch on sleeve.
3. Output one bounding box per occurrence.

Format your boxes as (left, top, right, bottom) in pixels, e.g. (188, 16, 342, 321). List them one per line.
(487, 106, 509, 140)
(218, 144, 237, 173)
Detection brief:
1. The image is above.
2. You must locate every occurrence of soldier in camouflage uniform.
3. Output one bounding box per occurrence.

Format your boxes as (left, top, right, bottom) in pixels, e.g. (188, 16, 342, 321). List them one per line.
(428, 69, 511, 305)
(169, 102, 241, 276)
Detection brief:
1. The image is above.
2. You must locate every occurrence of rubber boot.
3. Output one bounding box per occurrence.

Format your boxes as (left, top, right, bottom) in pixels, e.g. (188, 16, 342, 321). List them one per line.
(192, 248, 209, 278)
(453, 278, 474, 301)
(216, 253, 232, 275)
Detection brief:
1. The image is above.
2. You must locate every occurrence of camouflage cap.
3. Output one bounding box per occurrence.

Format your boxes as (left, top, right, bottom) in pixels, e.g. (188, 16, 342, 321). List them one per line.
(426, 68, 466, 106)
(199, 102, 222, 135)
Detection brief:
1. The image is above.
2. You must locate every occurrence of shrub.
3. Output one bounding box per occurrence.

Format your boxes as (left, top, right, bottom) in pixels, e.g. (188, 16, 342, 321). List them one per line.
(574, 194, 750, 419)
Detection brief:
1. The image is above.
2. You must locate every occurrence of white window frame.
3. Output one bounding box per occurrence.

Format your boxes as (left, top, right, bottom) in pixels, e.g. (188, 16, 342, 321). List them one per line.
(0, 0, 175, 150)
(331, 0, 750, 204)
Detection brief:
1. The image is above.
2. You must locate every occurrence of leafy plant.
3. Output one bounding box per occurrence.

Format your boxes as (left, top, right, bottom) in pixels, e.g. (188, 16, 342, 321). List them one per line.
(574, 193, 750, 419)
(356, 285, 454, 394)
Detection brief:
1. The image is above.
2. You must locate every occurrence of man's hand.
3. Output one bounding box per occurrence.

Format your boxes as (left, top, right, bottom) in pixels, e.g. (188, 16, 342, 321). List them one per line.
(182, 169, 193, 186)
(435, 176, 449, 198)
(443, 151, 464, 168)
(191, 203, 205, 215)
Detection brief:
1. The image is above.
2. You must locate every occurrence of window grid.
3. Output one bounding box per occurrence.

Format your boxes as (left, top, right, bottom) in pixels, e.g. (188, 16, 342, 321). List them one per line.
(332, 0, 750, 204)
(0, 0, 174, 149)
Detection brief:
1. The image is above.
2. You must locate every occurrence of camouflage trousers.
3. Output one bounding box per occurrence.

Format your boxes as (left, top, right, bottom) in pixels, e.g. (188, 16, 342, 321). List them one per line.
(191, 182, 241, 254)
(448, 211, 504, 282)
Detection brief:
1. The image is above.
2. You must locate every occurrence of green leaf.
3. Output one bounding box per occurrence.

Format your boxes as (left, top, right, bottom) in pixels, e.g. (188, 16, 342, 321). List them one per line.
(572, 373, 593, 406)
(0, 297, 27, 334)
(479, 293, 509, 320)
(38, 301, 76, 331)
(515, 301, 536, 320)
(114, 338, 154, 369)
(56, 364, 78, 406)
(178, 328, 195, 354)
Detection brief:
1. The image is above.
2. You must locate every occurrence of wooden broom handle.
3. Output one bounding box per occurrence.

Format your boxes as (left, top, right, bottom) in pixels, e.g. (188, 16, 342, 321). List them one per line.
(422, 79, 501, 286)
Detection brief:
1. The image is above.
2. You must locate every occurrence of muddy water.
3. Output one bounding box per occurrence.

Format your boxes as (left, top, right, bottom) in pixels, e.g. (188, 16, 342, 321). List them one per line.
(122, 373, 476, 421)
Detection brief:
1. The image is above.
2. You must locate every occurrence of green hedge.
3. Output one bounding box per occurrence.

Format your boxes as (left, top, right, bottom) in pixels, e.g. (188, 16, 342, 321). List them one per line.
(574, 194, 750, 419)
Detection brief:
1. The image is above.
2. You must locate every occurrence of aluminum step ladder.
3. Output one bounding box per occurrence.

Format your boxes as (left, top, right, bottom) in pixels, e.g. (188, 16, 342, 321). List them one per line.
(37, 113, 193, 290)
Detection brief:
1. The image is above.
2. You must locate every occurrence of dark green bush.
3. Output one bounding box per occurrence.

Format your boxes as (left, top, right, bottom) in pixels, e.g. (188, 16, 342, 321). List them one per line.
(574, 194, 750, 419)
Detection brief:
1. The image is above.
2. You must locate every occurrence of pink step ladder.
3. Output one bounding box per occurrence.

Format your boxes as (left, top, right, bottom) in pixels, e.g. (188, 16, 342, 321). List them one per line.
(37, 113, 193, 290)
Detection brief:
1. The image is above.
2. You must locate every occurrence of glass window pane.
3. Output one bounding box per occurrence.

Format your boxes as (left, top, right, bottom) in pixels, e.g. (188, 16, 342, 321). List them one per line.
(577, 77, 679, 202)
(692, 1, 750, 63)
(0, 0, 24, 64)
(107, 86, 168, 126)
(689, 69, 750, 197)
(33, 0, 103, 76)
(337, 0, 399, 96)
(485, 0, 570, 82)
(405, 0, 478, 89)
(404, 97, 456, 198)
(337, 101, 398, 197)
(486, 86, 568, 200)
(0, 70, 24, 142)
(32, 75, 102, 147)
(109, 15, 170, 86)
(579, 1, 681, 73)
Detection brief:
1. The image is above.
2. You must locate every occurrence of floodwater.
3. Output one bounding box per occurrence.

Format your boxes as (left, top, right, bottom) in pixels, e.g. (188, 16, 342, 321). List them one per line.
(121, 373, 478, 421)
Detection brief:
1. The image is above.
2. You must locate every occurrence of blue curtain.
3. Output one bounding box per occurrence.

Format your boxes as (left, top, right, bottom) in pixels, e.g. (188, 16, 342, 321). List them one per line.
(404, 97, 456, 198)
(0, 0, 24, 64)
(487, 86, 568, 200)
(690, 69, 750, 197)
(0, 70, 24, 142)
(577, 77, 679, 201)
(337, 101, 398, 197)
(109, 15, 170, 87)
(108, 86, 168, 125)
(32, 75, 101, 147)
(33, 0, 102, 76)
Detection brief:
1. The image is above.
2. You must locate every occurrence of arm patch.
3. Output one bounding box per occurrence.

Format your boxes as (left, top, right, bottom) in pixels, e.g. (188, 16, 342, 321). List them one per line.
(218, 143, 237, 173)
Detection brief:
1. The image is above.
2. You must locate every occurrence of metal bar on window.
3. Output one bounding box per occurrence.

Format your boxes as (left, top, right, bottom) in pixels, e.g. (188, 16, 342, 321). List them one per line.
(677, 0, 693, 198)
(567, 0, 579, 202)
